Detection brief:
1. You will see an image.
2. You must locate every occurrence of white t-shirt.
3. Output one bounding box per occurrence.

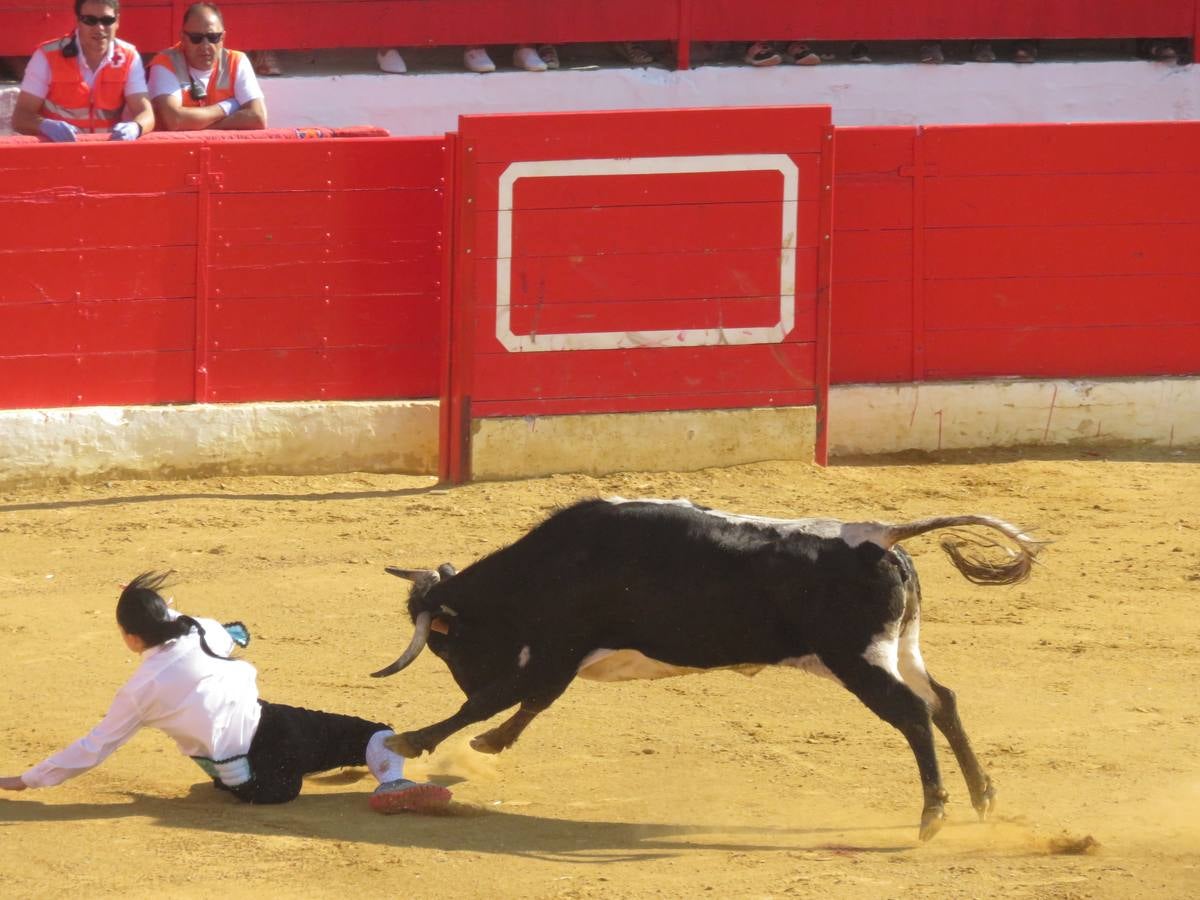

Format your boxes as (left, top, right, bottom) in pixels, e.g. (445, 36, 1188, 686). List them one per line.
(20, 32, 148, 98)
(21, 614, 262, 788)
(147, 53, 263, 106)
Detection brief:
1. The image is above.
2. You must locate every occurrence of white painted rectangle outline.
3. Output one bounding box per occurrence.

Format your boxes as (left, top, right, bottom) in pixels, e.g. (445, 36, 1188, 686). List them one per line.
(495, 155, 800, 352)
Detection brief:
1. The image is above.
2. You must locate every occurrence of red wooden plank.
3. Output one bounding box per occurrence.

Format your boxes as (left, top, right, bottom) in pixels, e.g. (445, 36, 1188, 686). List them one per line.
(473, 389, 817, 418)
(208, 294, 440, 350)
(0, 246, 196, 304)
(208, 248, 440, 299)
(0, 351, 193, 409)
(210, 189, 443, 244)
(471, 342, 817, 405)
(0, 6, 171, 59)
(834, 178, 912, 231)
(925, 275, 1200, 330)
(0, 195, 196, 251)
(923, 122, 1200, 176)
(0, 299, 193, 356)
(477, 247, 818, 306)
(926, 224, 1200, 279)
(926, 173, 1200, 227)
(835, 127, 915, 175)
(832, 230, 911, 283)
(829, 280, 912, 333)
(211, 137, 444, 193)
(924, 325, 1200, 380)
(830, 331, 913, 385)
(0, 142, 196, 193)
(206, 345, 439, 402)
(479, 295, 817, 351)
(460, 108, 830, 163)
(474, 200, 816, 259)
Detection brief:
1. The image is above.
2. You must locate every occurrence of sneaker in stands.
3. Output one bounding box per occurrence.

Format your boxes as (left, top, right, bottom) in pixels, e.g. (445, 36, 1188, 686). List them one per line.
(538, 44, 560, 69)
(251, 49, 281, 76)
(512, 45, 548, 72)
(376, 48, 407, 74)
(848, 42, 872, 63)
(464, 47, 496, 73)
(745, 42, 782, 67)
(369, 778, 452, 814)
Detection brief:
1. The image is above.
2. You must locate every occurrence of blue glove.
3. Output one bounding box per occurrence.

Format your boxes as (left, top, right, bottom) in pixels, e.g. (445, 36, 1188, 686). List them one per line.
(39, 119, 78, 142)
(216, 98, 241, 117)
(109, 121, 142, 141)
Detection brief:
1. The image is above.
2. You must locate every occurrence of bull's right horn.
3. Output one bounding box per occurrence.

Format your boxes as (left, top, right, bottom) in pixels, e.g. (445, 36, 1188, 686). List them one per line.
(385, 566, 441, 589)
(370, 611, 432, 678)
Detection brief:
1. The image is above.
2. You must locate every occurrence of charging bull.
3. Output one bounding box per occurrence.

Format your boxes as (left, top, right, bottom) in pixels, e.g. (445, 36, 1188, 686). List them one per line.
(371, 497, 1041, 841)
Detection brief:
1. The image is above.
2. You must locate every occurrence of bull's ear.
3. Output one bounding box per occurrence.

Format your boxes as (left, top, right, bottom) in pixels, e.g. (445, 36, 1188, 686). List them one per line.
(384, 567, 440, 589)
(437, 562, 457, 580)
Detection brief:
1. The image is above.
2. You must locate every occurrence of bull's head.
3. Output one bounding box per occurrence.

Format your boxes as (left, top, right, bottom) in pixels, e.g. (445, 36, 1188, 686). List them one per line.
(369, 564, 457, 678)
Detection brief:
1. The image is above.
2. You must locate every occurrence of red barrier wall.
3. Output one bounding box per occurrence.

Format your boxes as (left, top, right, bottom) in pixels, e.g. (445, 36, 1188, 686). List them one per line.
(2, 1, 1195, 59)
(0, 131, 446, 408)
(442, 107, 834, 481)
(831, 122, 1200, 384)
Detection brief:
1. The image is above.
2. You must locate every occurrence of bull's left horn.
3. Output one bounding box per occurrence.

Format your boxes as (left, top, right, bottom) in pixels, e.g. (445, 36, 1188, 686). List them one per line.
(370, 611, 432, 678)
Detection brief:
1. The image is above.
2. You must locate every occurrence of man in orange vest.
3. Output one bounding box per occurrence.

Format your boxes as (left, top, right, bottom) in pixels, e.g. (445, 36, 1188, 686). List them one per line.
(148, 3, 267, 131)
(12, 0, 153, 141)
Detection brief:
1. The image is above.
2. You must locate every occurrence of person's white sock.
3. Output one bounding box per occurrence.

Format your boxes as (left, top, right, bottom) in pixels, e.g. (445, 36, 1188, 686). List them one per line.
(365, 730, 407, 784)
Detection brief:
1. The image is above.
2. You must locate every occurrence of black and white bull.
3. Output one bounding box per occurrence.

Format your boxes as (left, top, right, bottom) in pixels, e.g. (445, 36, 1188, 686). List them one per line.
(371, 497, 1041, 841)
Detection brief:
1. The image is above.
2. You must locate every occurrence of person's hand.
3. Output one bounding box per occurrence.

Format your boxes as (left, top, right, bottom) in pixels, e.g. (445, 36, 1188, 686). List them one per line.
(109, 121, 142, 141)
(217, 98, 241, 117)
(38, 119, 78, 142)
(0, 776, 28, 791)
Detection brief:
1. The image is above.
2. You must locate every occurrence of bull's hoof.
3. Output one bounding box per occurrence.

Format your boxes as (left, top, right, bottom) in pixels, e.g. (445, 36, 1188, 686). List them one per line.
(973, 777, 997, 821)
(469, 733, 503, 754)
(384, 732, 424, 758)
(919, 804, 946, 842)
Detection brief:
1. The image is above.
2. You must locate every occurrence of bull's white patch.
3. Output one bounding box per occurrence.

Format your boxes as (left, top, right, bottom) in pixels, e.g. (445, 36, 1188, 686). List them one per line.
(896, 620, 939, 708)
(517, 645, 531, 669)
(862, 626, 903, 681)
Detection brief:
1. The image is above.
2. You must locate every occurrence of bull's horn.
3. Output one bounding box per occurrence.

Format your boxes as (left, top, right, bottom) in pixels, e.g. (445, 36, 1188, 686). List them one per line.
(385, 566, 441, 588)
(370, 611, 432, 678)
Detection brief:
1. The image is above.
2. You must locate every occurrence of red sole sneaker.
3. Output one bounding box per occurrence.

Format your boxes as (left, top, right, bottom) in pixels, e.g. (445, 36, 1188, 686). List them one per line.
(369, 781, 452, 814)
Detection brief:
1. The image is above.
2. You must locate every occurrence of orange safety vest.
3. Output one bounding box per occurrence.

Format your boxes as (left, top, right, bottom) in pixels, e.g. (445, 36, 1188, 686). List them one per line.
(40, 34, 136, 133)
(149, 45, 242, 107)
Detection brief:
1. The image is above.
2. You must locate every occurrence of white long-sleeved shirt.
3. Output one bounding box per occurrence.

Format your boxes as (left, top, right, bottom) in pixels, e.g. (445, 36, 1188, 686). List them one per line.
(21, 615, 262, 788)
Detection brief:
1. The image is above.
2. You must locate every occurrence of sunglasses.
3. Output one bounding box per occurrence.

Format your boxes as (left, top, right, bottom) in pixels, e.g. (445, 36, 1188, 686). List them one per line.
(184, 31, 224, 44)
(78, 14, 117, 26)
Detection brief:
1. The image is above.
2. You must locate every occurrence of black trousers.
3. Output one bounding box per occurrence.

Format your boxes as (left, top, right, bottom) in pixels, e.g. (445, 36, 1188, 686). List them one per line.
(227, 701, 390, 804)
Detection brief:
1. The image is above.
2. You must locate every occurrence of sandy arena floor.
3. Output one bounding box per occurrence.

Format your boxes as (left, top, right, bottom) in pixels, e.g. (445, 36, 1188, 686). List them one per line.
(1, 451, 1197, 898)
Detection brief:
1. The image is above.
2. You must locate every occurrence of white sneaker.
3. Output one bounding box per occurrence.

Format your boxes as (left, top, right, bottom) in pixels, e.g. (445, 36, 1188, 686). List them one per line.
(376, 48, 407, 74)
(512, 46, 548, 72)
(464, 47, 496, 73)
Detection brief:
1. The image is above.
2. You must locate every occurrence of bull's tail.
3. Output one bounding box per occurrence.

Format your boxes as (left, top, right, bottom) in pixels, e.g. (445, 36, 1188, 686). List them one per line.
(876, 515, 1042, 585)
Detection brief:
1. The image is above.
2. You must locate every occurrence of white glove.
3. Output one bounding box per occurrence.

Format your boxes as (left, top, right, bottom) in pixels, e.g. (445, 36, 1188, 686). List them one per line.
(39, 119, 78, 142)
(109, 121, 142, 141)
(217, 98, 241, 116)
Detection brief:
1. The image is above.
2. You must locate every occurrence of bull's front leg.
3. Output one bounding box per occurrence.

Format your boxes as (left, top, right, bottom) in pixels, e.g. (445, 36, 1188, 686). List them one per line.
(384, 684, 523, 758)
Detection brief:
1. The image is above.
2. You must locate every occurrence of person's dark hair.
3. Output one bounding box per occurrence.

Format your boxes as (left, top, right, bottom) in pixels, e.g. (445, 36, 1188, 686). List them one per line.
(181, 2, 222, 28)
(75, 0, 120, 18)
(117, 571, 231, 660)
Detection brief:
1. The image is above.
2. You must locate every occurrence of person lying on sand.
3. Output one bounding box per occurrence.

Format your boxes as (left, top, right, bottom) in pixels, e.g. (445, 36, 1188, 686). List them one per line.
(0, 571, 450, 814)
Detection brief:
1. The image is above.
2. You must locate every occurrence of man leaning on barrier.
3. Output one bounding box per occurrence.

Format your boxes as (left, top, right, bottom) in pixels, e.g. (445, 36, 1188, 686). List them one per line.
(148, 3, 267, 131)
(12, 0, 153, 142)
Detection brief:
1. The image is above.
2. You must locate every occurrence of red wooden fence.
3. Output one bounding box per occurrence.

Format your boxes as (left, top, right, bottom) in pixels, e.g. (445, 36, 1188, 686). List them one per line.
(1, 1, 1195, 63)
(0, 130, 446, 408)
(442, 106, 834, 481)
(831, 122, 1200, 384)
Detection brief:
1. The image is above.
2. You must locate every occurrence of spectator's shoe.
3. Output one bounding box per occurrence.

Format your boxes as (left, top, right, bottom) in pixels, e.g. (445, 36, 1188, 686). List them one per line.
(376, 48, 407, 74)
(785, 42, 821, 66)
(848, 42, 871, 63)
(612, 42, 654, 66)
(513, 46, 548, 71)
(1012, 42, 1038, 64)
(971, 42, 996, 63)
(919, 43, 945, 64)
(369, 779, 452, 814)
(464, 47, 496, 73)
(745, 42, 782, 67)
(251, 50, 282, 76)
(538, 44, 560, 70)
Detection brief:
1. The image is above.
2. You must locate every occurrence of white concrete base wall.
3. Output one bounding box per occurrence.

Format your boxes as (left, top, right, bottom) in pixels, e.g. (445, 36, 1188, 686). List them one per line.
(0, 401, 439, 486)
(829, 378, 1200, 456)
(470, 406, 817, 480)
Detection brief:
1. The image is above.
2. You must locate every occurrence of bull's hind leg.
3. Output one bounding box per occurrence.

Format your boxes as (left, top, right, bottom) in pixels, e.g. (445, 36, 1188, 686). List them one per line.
(896, 622, 996, 820)
(824, 651, 948, 841)
(470, 673, 575, 754)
